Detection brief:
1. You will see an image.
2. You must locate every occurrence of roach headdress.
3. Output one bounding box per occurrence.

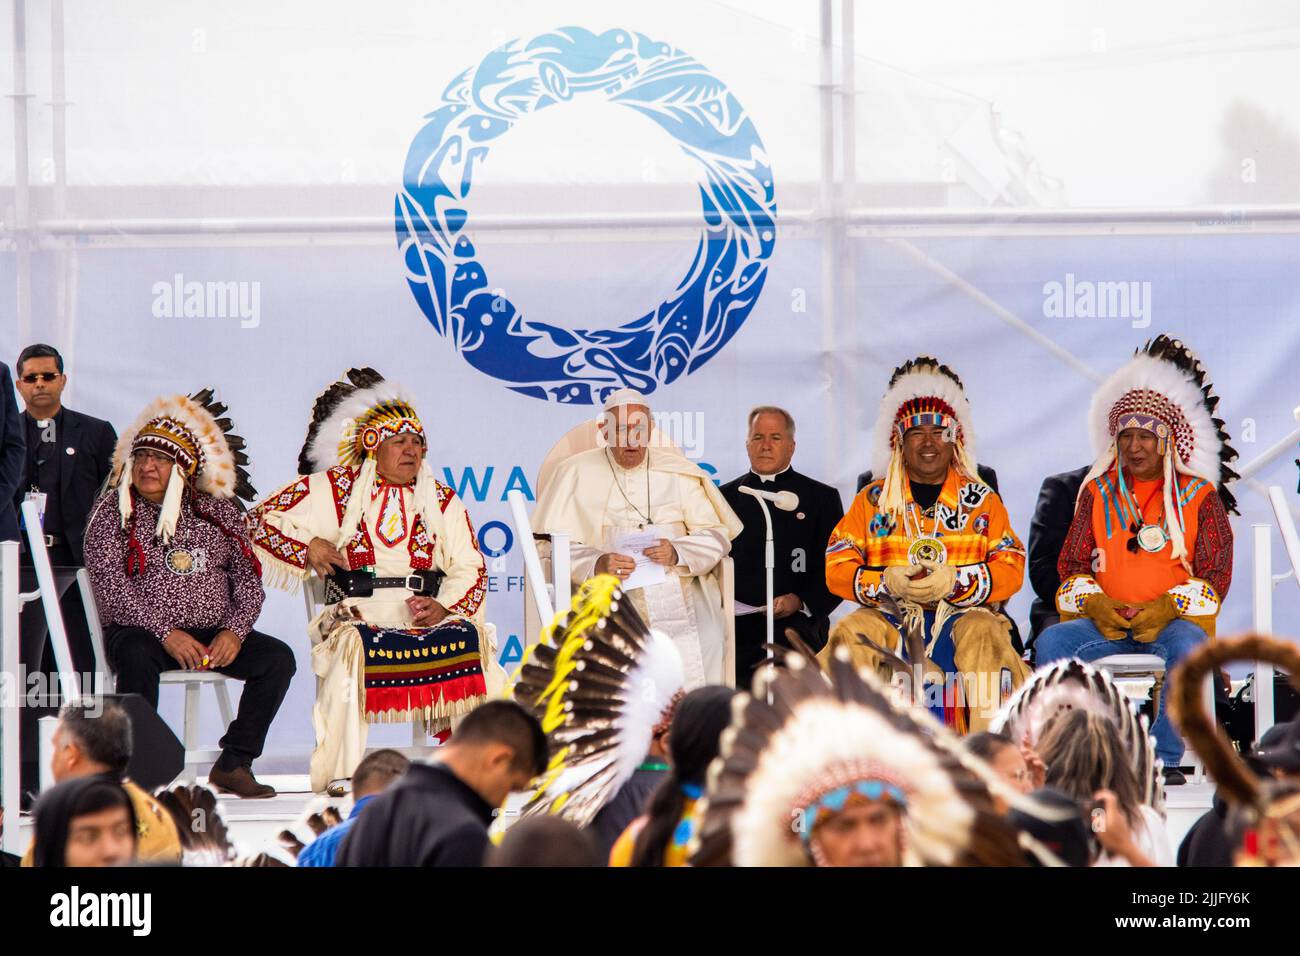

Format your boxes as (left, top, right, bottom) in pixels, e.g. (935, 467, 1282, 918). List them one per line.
(992, 658, 1164, 813)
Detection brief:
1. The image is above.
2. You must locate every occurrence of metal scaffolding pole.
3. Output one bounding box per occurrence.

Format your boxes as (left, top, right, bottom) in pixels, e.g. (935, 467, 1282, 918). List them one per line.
(16, 204, 1300, 248)
(819, 0, 842, 483)
(50, 0, 77, 399)
(838, 0, 860, 476)
(10, 0, 33, 345)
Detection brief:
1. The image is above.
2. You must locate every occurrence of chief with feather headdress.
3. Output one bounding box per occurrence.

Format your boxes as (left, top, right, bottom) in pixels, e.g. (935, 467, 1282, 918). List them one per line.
(1038, 335, 1237, 777)
(83, 389, 293, 799)
(245, 368, 490, 794)
(823, 356, 1030, 734)
(692, 646, 1059, 867)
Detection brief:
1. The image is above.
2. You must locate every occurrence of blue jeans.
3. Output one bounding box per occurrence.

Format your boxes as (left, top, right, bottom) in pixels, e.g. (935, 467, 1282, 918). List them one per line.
(1034, 617, 1207, 766)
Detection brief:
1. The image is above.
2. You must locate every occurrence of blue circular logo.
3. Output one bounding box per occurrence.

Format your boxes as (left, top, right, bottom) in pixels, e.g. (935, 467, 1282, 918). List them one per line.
(396, 27, 776, 405)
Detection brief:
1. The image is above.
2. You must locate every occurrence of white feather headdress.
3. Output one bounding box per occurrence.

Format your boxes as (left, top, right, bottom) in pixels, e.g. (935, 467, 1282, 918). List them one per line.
(296, 368, 439, 549)
(869, 356, 982, 518)
(1078, 335, 1239, 565)
(692, 649, 1048, 867)
(109, 389, 253, 542)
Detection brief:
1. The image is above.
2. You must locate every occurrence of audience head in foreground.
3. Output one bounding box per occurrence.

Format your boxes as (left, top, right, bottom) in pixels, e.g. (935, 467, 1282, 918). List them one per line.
(32, 776, 138, 868)
(335, 700, 546, 867)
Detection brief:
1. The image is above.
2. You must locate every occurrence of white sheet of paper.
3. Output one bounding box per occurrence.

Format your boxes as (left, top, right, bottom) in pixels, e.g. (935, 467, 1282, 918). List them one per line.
(611, 527, 668, 591)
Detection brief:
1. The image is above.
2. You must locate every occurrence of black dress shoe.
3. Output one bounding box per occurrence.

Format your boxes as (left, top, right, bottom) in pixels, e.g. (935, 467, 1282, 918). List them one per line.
(1162, 767, 1187, 786)
(209, 764, 276, 799)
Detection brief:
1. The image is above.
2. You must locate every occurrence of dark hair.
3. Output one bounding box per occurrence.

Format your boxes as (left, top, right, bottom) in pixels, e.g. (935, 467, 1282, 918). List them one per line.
(17, 343, 64, 376)
(630, 685, 737, 867)
(352, 748, 410, 797)
(1010, 787, 1096, 867)
(32, 775, 137, 867)
(965, 731, 1016, 763)
(1038, 710, 1144, 827)
(58, 701, 133, 777)
(486, 816, 603, 867)
(453, 700, 548, 777)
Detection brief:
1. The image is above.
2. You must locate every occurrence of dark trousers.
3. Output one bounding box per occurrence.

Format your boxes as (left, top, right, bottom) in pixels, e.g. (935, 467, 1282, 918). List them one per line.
(734, 611, 827, 690)
(105, 625, 296, 771)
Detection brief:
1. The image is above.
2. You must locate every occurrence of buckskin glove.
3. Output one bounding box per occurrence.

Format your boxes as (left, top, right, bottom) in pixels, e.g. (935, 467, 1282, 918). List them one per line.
(1082, 592, 1131, 641)
(882, 564, 921, 601)
(908, 559, 957, 605)
(1127, 593, 1180, 644)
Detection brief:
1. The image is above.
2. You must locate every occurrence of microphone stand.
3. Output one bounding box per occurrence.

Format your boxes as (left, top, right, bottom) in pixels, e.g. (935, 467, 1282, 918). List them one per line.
(751, 493, 777, 671)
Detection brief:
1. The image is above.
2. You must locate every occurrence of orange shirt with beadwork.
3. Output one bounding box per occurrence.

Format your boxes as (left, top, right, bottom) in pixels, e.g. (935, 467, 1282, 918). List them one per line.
(1055, 469, 1233, 628)
(825, 466, 1025, 609)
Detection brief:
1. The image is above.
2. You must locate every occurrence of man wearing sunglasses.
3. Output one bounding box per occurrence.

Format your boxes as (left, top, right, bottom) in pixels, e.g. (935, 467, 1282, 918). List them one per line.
(11, 345, 117, 801)
(12, 344, 117, 569)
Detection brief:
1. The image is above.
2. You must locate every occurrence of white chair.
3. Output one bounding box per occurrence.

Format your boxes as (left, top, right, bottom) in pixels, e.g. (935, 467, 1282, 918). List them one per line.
(159, 671, 236, 784)
(1095, 651, 1215, 784)
(81, 568, 237, 784)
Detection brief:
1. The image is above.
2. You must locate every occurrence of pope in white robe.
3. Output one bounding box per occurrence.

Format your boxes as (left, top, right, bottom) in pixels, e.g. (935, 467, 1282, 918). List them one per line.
(531, 391, 742, 687)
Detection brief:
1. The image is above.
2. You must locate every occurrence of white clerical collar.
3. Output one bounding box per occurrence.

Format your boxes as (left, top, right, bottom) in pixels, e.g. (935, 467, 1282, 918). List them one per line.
(752, 465, 791, 484)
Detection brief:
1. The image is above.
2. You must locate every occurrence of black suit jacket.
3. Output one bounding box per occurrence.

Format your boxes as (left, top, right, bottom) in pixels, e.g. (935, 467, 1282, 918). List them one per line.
(0, 363, 25, 542)
(12, 406, 117, 563)
(1026, 465, 1090, 644)
(721, 467, 844, 635)
(857, 463, 1000, 496)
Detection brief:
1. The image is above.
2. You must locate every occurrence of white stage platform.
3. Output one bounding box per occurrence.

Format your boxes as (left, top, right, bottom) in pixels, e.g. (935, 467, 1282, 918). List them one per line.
(13, 772, 1216, 864)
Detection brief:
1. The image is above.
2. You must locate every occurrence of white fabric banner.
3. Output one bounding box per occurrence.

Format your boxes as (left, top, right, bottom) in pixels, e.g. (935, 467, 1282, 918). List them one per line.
(3, 4, 1298, 757)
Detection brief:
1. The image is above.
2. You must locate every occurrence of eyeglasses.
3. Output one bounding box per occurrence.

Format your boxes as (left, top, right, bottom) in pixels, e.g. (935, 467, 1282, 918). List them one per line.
(21, 372, 60, 384)
(132, 450, 175, 465)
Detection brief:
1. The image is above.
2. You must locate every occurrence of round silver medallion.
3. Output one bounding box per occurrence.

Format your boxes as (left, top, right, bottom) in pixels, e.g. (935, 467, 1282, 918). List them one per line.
(1135, 524, 1169, 553)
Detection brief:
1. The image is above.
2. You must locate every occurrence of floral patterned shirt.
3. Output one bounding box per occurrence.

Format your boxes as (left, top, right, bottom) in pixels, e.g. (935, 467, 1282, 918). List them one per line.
(83, 489, 265, 642)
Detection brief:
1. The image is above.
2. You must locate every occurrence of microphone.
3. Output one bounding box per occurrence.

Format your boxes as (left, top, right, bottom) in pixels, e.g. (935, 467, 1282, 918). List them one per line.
(739, 485, 799, 512)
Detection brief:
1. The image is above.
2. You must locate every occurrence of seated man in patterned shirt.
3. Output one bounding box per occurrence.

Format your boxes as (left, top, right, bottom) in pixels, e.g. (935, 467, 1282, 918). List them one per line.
(247, 369, 490, 795)
(1037, 336, 1237, 783)
(823, 357, 1029, 732)
(84, 389, 295, 799)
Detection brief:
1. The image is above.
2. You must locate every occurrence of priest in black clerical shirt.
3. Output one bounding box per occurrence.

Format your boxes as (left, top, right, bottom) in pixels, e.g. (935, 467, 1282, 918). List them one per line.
(721, 406, 844, 688)
(12, 344, 117, 806)
(13, 344, 117, 567)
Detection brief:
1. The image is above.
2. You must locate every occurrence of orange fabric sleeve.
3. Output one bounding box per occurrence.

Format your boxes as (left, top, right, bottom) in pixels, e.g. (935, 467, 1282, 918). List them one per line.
(825, 489, 881, 606)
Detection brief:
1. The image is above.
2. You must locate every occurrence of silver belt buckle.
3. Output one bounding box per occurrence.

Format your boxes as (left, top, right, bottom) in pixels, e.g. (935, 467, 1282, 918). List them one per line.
(404, 574, 424, 593)
(43, 534, 55, 547)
